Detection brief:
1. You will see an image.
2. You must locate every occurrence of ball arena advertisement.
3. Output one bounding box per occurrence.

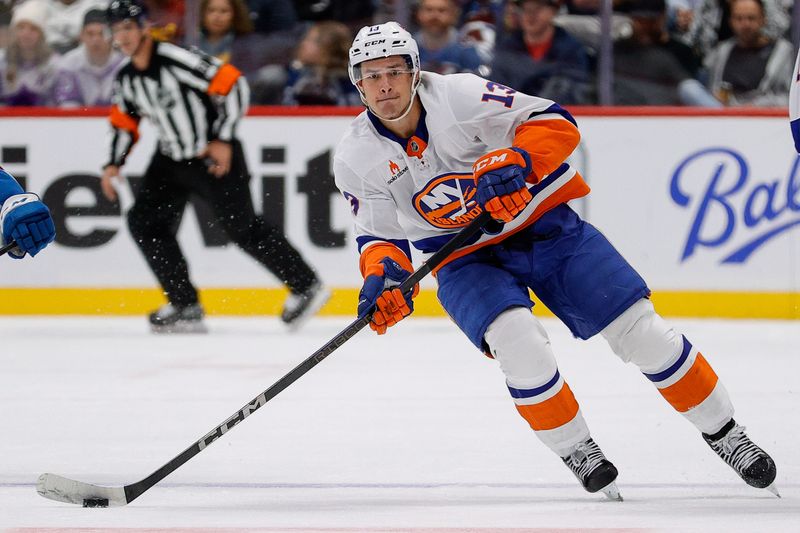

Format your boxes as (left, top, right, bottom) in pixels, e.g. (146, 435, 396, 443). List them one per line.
(1, 108, 797, 318)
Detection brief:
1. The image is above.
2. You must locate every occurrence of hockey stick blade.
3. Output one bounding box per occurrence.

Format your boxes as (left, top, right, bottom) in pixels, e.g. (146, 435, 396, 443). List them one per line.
(1, 240, 17, 256)
(37, 473, 126, 507)
(36, 211, 492, 507)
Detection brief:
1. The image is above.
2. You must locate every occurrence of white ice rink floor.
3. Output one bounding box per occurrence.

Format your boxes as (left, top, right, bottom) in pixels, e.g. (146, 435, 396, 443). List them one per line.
(1, 315, 798, 532)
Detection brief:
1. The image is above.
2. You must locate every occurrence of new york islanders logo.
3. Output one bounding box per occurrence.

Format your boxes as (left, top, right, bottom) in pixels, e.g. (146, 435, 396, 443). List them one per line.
(412, 173, 482, 228)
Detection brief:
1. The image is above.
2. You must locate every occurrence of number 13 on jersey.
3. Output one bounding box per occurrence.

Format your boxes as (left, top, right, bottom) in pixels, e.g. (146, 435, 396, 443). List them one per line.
(481, 82, 516, 108)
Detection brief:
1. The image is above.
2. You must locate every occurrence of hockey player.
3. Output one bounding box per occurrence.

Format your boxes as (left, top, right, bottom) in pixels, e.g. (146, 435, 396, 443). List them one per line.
(0, 167, 55, 259)
(334, 22, 778, 499)
(790, 47, 800, 152)
(102, 0, 329, 333)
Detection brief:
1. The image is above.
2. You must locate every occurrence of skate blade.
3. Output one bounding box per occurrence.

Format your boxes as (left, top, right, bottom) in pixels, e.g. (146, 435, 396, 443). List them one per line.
(150, 321, 208, 334)
(600, 481, 623, 502)
(285, 287, 331, 332)
(765, 484, 781, 498)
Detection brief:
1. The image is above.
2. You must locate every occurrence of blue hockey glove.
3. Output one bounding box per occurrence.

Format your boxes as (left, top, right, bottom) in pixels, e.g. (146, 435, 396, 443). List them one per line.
(473, 147, 534, 223)
(357, 257, 416, 335)
(1, 193, 56, 259)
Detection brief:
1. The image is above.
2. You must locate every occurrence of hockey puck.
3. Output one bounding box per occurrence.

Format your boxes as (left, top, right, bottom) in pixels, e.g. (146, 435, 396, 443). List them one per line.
(82, 498, 109, 508)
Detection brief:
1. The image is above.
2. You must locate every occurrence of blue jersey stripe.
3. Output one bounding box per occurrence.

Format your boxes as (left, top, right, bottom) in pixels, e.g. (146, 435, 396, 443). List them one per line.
(644, 335, 692, 383)
(356, 235, 413, 260)
(528, 103, 578, 127)
(412, 230, 483, 254)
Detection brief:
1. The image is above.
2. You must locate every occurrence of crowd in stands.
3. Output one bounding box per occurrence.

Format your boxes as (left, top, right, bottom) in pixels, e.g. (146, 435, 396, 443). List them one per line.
(0, 0, 796, 107)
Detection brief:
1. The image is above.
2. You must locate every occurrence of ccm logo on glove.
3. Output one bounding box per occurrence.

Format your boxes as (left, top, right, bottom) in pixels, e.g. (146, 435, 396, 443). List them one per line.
(473, 147, 534, 223)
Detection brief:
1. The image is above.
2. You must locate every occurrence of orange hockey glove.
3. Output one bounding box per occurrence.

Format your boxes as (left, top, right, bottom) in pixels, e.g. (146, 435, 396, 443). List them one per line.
(473, 147, 533, 223)
(357, 257, 415, 335)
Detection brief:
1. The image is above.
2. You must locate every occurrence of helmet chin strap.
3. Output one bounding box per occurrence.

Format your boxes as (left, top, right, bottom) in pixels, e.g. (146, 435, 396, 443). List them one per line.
(360, 73, 421, 123)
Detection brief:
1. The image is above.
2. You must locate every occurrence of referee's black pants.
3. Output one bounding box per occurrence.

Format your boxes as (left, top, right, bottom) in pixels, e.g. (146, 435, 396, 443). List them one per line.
(127, 139, 317, 308)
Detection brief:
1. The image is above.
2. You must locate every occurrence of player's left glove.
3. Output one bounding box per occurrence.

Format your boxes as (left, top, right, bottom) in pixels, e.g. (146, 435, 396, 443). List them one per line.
(357, 257, 417, 335)
(473, 147, 533, 223)
(0, 193, 56, 259)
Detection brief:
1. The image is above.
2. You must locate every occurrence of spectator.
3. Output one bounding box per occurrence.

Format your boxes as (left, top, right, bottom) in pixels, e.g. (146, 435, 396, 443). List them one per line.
(282, 20, 359, 105)
(199, 0, 252, 62)
(458, 19, 496, 66)
(613, 0, 720, 105)
(666, 0, 701, 41)
(46, 0, 108, 53)
(683, 0, 789, 58)
(294, 0, 375, 35)
(414, 0, 483, 74)
(704, 0, 793, 106)
(245, 0, 296, 35)
(461, 0, 507, 26)
(52, 8, 123, 106)
(230, 0, 300, 103)
(0, 1, 12, 49)
(563, 0, 626, 14)
(491, 0, 592, 104)
(0, 0, 59, 105)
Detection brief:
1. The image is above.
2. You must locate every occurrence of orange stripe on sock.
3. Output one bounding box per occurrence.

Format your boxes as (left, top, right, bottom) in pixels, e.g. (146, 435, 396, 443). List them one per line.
(658, 353, 718, 412)
(515, 382, 580, 431)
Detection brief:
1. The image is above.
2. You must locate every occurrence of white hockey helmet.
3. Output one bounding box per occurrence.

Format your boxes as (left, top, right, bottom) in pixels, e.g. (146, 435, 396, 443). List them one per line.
(348, 22, 421, 86)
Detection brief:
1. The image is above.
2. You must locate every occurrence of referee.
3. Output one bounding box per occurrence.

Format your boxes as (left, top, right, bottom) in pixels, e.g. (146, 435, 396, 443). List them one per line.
(101, 0, 328, 333)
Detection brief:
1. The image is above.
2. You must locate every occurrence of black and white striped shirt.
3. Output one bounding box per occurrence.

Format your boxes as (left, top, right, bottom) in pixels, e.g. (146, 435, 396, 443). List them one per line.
(108, 41, 249, 165)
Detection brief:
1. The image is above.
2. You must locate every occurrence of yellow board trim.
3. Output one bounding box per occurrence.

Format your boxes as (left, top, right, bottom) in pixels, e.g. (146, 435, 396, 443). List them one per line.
(0, 288, 797, 319)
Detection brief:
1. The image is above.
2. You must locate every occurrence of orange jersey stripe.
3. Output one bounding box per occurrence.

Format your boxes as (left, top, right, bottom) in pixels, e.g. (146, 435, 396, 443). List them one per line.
(109, 105, 140, 142)
(515, 382, 580, 431)
(359, 242, 418, 298)
(359, 242, 413, 278)
(208, 63, 242, 96)
(657, 353, 719, 412)
(513, 119, 581, 184)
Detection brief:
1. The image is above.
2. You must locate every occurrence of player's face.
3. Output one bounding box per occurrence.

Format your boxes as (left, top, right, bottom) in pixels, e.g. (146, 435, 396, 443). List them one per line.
(111, 19, 145, 56)
(358, 56, 416, 120)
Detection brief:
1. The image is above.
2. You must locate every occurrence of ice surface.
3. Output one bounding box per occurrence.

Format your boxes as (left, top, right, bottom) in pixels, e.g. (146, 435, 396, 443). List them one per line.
(0, 316, 797, 531)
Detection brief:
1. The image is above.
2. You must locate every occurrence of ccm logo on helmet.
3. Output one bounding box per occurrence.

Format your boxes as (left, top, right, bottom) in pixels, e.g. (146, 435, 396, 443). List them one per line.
(474, 153, 508, 173)
(365, 39, 386, 46)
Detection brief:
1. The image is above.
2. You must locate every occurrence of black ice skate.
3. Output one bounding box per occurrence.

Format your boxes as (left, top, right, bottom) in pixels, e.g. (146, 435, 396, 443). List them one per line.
(562, 438, 622, 501)
(281, 280, 331, 331)
(703, 419, 779, 496)
(149, 303, 207, 334)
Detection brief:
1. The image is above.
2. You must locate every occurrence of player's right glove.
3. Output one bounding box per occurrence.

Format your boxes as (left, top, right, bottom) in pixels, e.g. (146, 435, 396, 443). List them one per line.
(473, 147, 533, 223)
(357, 257, 416, 335)
(0, 193, 56, 259)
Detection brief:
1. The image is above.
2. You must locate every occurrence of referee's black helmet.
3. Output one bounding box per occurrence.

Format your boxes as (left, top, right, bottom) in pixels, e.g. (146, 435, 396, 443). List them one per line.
(106, 0, 147, 26)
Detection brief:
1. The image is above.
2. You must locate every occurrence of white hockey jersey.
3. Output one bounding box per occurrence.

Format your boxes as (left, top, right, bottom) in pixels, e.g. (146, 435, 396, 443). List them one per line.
(334, 71, 589, 272)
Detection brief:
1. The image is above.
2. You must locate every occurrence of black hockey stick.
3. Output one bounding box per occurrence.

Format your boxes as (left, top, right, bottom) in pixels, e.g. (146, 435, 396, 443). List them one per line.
(37, 210, 493, 508)
(1, 241, 17, 256)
